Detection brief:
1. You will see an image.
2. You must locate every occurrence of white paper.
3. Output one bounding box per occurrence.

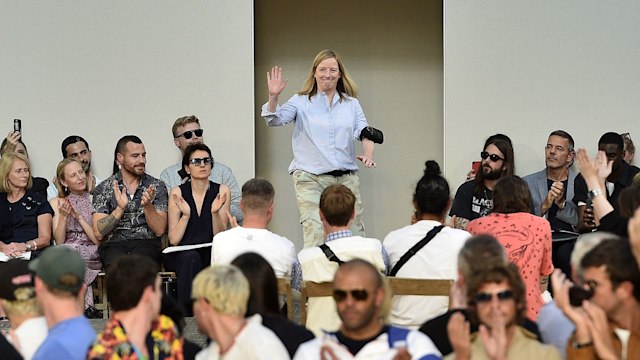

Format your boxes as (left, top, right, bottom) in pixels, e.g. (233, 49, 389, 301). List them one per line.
(0, 251, 32, 262)
(162, 243, 212, 254)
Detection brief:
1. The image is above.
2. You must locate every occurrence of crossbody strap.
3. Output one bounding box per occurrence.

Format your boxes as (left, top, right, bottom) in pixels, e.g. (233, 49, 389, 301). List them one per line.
(389, 225, 444, 276)
(319, 244, 344, 265)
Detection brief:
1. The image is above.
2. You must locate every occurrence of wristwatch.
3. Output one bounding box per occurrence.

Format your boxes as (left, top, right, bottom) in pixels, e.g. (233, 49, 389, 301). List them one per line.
(572, 340, 593, 349)
(25, 242, 32, 251)
(588, 188, 601, 200)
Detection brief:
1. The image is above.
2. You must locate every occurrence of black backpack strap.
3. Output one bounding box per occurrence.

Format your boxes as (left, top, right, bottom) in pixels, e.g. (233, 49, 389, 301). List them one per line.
(319, 244, 344, 265)
(389, 225, 444, 277)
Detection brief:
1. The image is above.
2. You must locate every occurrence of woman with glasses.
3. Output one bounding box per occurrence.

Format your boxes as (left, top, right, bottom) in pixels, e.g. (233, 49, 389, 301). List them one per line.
(49, 158, 102, 317)
(467, 175, 553, 321)
(165, 143, 230, 315)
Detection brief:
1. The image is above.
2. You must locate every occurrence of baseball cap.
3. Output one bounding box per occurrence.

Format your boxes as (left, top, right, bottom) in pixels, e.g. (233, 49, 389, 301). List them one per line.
(0, 259, 35, 301)
(29, 246, 86, 293)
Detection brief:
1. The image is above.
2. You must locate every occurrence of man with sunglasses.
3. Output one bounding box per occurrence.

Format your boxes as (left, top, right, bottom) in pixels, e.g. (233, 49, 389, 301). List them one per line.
(450, 138, 514, 230)
(294, 259, 441, 359)
(572, 132, 640, 233)
(160, 115, 243, 224)
(448, 264, 561, 359)
(554, 238, 640, 359)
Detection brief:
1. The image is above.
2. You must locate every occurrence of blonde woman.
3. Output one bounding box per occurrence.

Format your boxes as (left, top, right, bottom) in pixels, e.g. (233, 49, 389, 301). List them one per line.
(49, 158, 101, 317)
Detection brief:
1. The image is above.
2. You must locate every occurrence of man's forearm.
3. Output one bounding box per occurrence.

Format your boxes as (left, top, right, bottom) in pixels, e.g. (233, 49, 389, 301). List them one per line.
(143, 206, 167, 237)
(97, 207, 124, 237)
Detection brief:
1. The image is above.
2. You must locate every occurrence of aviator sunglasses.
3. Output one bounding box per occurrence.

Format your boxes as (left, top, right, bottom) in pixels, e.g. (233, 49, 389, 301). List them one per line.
(175, 129, 204, 139)
(473, 289, 514, 303)
(189, 157, 214, 166)
(332, 288, 369, 303)
(480, 151, 505, 162)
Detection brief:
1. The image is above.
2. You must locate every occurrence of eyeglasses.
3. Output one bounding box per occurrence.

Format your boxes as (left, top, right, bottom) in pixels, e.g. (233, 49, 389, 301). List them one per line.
(473, 289, 514, 303)
(175, 129, 204, 139)
(480, 151, 505, 162)
(189, 157, 213, 166)
(332, 288, 369, 303)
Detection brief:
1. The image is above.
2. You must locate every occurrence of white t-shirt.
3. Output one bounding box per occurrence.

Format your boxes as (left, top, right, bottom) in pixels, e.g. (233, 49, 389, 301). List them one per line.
(211, 227, 296, 278)
(383, 220, 469, 329)
(8, 316, 48, 360)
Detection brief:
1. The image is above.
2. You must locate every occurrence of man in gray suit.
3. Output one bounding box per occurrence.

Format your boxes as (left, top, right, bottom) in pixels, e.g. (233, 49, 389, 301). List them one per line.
(523, 130, 578, 276)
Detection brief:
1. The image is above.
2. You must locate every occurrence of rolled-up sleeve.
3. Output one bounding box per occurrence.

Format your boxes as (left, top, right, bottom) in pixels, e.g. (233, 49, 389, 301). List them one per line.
(352, 98, 368, 140)
(261, 95, 299, 127)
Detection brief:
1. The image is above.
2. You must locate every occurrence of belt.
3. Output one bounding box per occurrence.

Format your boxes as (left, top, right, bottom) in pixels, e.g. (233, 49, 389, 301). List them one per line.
(322, 170, 354, 177)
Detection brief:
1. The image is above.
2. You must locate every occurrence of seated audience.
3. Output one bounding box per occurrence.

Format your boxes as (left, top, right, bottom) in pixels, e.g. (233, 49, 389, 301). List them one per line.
(0, 259, 47, 360)
(0, 152, 53, 259)
(553, 238, 640, 359)
(46, 135, 101, 200)
(537, 231, 618, 358)
(192, 264, 289, 359)
(294, 259, 441, 359)
(1, 132, 49, 199)
(384, 160, 469, 329)
(293, 184, 388, 336)
(523, 130, 578, 277)
(467, 175, 553, 320)
(30, 246, 96, 360)
(92, 135, 168, 269)
(160, 115, 242, 223)
(87, 255, 183, 359)
(165, 143, 230, 315)
(575, 148, 640, 237)
(450, 136, 514, 230)
(232, 252, 314, 357)
(447, 263, 561, 359)
(212, 178, 296, 279)
(50, 159, 101, 317)
(573, 132, 640, 233)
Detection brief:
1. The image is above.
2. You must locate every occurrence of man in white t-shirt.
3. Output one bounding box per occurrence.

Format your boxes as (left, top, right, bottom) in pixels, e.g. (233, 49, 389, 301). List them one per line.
(211, 178, 295, 278)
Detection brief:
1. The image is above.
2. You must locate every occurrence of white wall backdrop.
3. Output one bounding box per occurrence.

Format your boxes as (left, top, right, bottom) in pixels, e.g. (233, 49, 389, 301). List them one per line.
(1, 0, 254, 185)
(444, 1, 640, 188)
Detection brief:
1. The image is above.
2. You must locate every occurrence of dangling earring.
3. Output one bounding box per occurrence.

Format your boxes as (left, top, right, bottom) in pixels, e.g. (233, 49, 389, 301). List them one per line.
(64, 186, 68, 193)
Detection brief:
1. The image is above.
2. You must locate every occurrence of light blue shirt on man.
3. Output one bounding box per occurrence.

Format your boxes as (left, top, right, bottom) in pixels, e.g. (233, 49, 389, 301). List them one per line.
(261, 92, 369, 175)
(33, 316, 96, 360)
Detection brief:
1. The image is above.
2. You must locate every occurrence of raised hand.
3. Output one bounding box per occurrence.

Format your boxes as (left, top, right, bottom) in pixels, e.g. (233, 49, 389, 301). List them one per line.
(172, 193, 191, 218)
(3, 131, 20, 153)
(267, 66, 288, 96)
(113, 180, 129, 210)
(211, 191, 228, 214)
(141, 185, 156, 207)
(479, 317, 508, 360)
(59, 198, 79, 219)
(447, 312, 471, 359)
(356, 154, 377, 168)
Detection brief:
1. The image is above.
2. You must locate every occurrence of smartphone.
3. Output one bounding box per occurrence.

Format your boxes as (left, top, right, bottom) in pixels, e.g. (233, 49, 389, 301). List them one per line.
(13, 119, 21, 133)
(471, 161, 481, 175)
(569, 285, 593, 307)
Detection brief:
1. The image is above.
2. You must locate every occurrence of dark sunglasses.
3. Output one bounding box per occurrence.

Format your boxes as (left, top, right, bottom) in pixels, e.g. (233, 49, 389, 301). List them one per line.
(473, 289, 514, 303)
(332, 288, 369, 303)
(480, 151, 505, 162)
(175, 129, 204, 139)
(189, 157, 214, 166)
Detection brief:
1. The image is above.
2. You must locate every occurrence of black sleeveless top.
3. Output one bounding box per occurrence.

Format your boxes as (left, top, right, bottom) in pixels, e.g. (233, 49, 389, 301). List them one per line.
(178, 181, 220, 245)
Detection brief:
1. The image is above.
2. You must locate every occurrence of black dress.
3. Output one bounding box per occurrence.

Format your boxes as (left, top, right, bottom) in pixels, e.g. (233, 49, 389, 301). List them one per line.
(2, 190, 54, 256)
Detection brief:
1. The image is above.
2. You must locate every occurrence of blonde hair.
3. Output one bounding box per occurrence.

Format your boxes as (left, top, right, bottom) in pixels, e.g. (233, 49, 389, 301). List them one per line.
(55, 158, 87, 197)
(0, 152, 33, 192)
(172, 115, 200, 137)
(298, 49, 358, 101)
(192, 265, 249, 316)
(1, 298, 41, 317)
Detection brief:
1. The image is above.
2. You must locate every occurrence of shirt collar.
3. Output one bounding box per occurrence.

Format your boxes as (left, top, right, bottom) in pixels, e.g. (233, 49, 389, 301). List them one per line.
(326, 230, 352, 242)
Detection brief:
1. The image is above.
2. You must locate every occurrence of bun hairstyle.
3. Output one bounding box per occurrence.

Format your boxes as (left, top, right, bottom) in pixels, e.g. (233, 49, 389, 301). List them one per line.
(413, 160, 450, 217)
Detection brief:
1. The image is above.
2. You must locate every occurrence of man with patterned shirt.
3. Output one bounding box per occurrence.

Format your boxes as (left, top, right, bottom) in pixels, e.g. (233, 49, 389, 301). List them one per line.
(92, 135, 168, 269)
(87, 255, 183, 360)
(160, 115, 243, 224)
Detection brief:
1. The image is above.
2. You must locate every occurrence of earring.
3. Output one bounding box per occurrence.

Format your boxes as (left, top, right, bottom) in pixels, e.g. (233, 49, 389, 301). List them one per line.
(64, 186, 68, 193)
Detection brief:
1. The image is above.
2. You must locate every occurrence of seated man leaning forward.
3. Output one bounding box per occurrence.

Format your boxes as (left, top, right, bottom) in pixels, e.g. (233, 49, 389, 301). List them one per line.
(211, 177, 296, 279)
(160, 115, 242, 223)
(192, 264, 289, 360)
(446, 263, 560, 360)
(294, 259, 442, 360)
(92, 135, 168, 269)
(292, 183, 388, 336)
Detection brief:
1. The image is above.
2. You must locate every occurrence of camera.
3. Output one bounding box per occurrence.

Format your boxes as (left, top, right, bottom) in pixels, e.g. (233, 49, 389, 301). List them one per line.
(569, 285, 593, 307)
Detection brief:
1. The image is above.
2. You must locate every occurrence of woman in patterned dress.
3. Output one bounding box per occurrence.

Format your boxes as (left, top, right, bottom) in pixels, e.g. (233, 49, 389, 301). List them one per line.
(50, 158, 101, 314)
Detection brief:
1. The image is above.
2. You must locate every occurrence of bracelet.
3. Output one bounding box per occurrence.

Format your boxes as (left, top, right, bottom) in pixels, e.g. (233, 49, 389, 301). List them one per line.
(572, 340, 593, 349)
(587, 188, 601, 200)
(32, 241, 37, 251)
(25, 242, 32, 251)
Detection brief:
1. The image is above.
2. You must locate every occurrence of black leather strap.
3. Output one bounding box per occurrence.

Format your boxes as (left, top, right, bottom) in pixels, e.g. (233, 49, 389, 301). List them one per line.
(319, 244, 344, 265)
(389, 225, 444, 276)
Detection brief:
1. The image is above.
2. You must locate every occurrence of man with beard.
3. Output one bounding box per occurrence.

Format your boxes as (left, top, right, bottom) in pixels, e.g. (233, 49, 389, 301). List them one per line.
(450, 137, 515, 230)
(294, 259, 441, 359)
(46, 135, 102, 199)
(92, 135, 168, 269)
(572, 132, 640, 233)
(523, 130, 578, 276)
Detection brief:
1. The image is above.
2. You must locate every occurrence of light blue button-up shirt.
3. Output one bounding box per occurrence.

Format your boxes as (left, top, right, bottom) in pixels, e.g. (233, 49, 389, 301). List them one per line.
(261, 92, 369, 175)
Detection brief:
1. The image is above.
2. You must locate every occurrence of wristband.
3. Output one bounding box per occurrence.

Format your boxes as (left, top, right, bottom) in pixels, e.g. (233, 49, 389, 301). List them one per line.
(587, 188, 601, 200)
(572, 340, 593, 349)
